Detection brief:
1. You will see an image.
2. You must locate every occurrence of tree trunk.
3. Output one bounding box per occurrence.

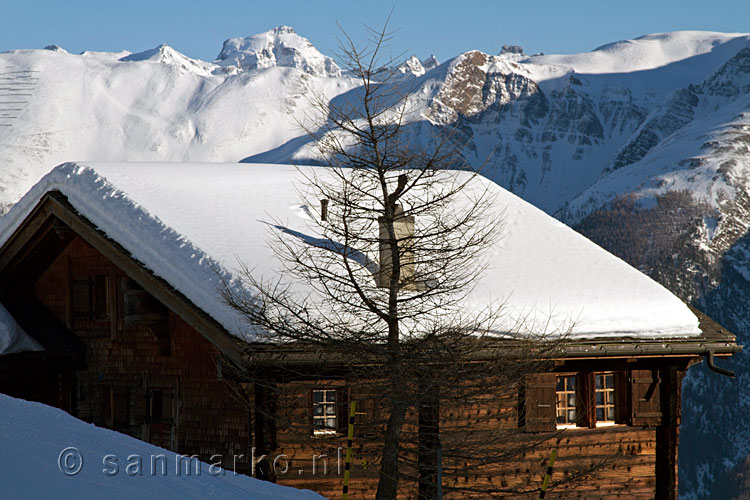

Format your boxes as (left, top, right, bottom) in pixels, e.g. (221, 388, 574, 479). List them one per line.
(375, 367, 407, 500)
(418, 380, 440, 499)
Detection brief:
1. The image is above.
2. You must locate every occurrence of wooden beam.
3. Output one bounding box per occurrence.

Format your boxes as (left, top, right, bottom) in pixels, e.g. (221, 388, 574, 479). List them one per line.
(655, 365, 683, 500)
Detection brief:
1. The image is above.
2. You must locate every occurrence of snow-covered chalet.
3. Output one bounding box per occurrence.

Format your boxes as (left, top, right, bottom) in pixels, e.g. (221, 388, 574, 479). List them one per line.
(0, 162, 740, 499)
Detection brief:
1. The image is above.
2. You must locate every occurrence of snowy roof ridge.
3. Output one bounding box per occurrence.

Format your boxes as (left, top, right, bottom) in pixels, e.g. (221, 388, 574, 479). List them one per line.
(0, 162, 701, 341)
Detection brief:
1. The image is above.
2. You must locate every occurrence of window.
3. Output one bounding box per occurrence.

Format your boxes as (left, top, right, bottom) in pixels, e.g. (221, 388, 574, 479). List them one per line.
(312, 389, 338, 435)
(73, 273, 110, 321)
(526, 370, 662, 432)
(555, 376, 576, 426)
(552, 372, 621, 429)
(103, 386, 129, 431)
(594, 373, 616, 425)
(147, 389, 174, 425)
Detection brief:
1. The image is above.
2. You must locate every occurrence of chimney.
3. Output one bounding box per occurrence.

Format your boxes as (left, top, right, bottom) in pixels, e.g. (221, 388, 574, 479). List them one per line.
(320, 199, 329, 221)
(377, 204, 416, 289)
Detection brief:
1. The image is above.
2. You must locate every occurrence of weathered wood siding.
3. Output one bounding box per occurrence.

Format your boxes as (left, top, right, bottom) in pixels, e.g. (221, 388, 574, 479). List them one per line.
(253, 381, 658, 499)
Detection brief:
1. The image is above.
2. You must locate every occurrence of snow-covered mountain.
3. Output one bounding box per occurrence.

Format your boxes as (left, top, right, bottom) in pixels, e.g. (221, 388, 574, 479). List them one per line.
(1, 27, 750, 498)
(215, 26, 341, 77)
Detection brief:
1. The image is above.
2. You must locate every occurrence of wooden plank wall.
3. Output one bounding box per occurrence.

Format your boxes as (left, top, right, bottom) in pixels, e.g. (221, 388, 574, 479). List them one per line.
(262, 381, 657, 499)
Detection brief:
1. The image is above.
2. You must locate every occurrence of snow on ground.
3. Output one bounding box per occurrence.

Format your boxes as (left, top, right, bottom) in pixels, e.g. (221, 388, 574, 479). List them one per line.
(0, 393, 323, 500)
(0, 162, 700, 340)
(0, 302, 42, 354)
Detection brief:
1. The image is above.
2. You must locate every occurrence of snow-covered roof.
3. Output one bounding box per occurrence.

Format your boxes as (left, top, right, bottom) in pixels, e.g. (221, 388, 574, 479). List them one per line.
(0, 393, 323, 499)
(0, 302, 43, 355)
(0, 162, 701, 341)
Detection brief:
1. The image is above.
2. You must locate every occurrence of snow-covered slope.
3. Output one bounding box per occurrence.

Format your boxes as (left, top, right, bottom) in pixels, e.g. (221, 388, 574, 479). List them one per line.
(120, 43, 217, 77)
(528, 31, 749, 77)
(0, 394, 323, 500)
(1, 28, 748, 216)
(0, 162, 699, 341)
(248, 31, 750, 214)
(0, 32, 357, 209)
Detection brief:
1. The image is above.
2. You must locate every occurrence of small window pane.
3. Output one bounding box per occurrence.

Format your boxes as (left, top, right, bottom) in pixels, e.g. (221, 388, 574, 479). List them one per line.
(555, 376, 576, 426)
(594, 373, 617, 424)
(312, 389, 338, 433)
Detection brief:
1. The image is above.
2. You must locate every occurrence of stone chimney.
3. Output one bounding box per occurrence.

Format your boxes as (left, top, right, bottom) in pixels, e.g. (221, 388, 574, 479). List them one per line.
(377, 204, 415, 289)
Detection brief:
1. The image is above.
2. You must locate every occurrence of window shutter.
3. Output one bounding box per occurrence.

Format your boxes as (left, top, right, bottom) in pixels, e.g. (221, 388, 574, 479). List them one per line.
(92, 274, 109, 320)
(72, 278, 90, 318)
(337, 388, 350, 435)
(522, 373, 556, 432)
(629, 369, 662, 426)
(308, 388, 314, 435)
(614, 372, 628, 424)
(576, 372, 595, 428)
(355, 398, 378, 438)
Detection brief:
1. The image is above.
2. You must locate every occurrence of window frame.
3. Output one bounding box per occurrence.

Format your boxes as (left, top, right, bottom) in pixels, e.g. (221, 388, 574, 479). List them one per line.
(555, 374, 577, 428)
(593, 372, 617, 427)
(311, 388, 339, 435)
(308, 385, 349, 437)
(554, 371, 625, 430)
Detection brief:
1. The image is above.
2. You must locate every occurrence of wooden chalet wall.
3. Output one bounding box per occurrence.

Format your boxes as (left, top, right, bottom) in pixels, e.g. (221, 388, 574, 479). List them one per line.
(244, 378, 661, 499)
(32, 236, 252, 470)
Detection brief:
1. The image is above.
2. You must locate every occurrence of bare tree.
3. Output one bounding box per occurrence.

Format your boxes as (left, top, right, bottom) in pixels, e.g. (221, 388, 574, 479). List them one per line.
(222, 21, 571, 499)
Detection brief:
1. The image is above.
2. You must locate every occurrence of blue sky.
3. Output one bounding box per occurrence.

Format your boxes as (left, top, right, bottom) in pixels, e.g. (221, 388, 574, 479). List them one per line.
(1, 1, 748, 62)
